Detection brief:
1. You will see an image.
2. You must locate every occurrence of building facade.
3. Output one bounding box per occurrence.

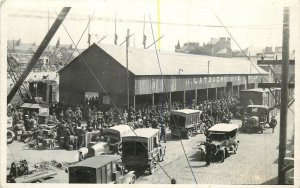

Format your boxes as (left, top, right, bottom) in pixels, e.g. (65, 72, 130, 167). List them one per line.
(59, 43, 267, 110)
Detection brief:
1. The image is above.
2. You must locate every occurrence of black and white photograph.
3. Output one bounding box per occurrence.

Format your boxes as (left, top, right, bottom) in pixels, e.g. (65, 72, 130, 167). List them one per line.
(0, 0, 299, 186)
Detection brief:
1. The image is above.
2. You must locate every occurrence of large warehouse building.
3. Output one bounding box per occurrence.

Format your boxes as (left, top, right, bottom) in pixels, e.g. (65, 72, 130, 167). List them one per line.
(58, 43, 268, 109)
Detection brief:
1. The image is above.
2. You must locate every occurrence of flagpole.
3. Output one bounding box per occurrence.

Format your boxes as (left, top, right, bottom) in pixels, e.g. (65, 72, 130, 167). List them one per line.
(126, 29, 130, 114)
(143, 13, 146, 49)
(114, 14, 117, 45)
(88, 15, 91, 47)
(47, 8, 50, 52)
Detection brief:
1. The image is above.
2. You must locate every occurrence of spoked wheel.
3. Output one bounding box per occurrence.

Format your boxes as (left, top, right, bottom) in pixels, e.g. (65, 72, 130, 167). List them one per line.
(149, 161, 155, 175)
(158, 150, 164, 162)
(234, 145, 238, 154)
(7, 131, 14, 144)
(196, 125, 201, 134)
(186, 129, 192, 139)
(78, 153, 84, 161)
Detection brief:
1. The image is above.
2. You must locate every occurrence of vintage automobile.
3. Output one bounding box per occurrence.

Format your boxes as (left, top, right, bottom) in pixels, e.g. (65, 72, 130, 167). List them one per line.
(103, 124, 134, 154)
(7, 116, 15, 144)
(169, 109, 203, 138)
(122, 128, 166, 175)
(68, 155, 136, 184)
(241, 105, 276, 133)
(200, 123, 239, 162)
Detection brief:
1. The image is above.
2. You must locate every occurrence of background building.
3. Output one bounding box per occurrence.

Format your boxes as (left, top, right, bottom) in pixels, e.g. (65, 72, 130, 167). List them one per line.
(59, 43, 267, 110)
(175, 37, 232, 57)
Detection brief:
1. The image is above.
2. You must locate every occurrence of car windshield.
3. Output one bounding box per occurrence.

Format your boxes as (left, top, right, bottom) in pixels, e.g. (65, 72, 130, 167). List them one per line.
(208, 133, 226, 141)
(247, 107, 266, 116)
(170, 115, 186, 126)
(104, 133, 120, 144)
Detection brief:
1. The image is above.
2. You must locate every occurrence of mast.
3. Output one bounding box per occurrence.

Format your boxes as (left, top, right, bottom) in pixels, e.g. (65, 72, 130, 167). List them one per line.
(7, 7, 71, 104)
(126, 29, 130, 113)
(88, 15, 91, 47)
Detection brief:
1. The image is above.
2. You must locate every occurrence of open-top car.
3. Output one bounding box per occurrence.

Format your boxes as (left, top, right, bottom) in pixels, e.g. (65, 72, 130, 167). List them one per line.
(200, 123, 239, 162)
(169, 109, 203, 138)
(241, 105, 276, 133)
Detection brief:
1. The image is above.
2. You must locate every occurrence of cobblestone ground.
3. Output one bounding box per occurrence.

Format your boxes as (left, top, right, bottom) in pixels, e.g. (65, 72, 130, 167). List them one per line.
(136, 106, 295, 184)
(6, 105, 294, 184)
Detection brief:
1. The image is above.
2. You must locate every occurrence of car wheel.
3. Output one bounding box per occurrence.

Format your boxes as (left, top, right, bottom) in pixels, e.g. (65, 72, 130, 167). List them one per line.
(130, 175, 136, 184)
(7, 131, 14, 144)
(149, 162, 154, 175)
(234, 146, 238, 154)
(159, 149, 164, 162)
(186, 130, 192, 139)
(78, 153, 84, 161)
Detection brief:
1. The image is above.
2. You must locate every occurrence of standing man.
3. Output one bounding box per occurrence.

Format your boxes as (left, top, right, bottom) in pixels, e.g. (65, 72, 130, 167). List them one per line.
(160, 122, 166, 143)
(269, 116, 277, 133)
(204, 139, 212, 165)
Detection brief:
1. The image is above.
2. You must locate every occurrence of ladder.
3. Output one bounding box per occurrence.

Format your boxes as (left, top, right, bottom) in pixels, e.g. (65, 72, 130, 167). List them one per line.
(7, 54, 33, 102)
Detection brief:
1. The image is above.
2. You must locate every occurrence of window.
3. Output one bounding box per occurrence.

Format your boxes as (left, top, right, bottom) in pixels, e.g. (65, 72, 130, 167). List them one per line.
(106, 163, 112, 183)
(154, 136, 158, 148)
(170, 115, 186, 126)
(101, 166, 106, 183)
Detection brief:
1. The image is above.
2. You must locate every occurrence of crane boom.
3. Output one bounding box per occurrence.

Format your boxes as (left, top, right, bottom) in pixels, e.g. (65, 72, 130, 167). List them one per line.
(7, 7, 71, 104)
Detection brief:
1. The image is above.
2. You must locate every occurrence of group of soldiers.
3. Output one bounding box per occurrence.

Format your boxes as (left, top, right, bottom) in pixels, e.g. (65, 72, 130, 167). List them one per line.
(8, 94, 239, 151)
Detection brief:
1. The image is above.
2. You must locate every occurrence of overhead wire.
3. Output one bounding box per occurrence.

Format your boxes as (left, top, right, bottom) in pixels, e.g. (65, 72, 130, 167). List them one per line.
(213, 11, 294, 114)
(53, 8, 173, 181)
(149, 14, 198, 184)
(8, 12, 288, 29)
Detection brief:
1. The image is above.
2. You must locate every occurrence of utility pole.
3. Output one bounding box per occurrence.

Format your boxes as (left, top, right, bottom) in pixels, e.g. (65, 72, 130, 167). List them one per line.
(143, 13, 146, 49)
(7, 7, 71, 104)
(114, 14, 118, 45)
(126, 29, 130, 113)
(47, 8, 50, 52)
(88, 15, 91, 47)
(208, 60, 210, 74)
(278, 7, 289, 185)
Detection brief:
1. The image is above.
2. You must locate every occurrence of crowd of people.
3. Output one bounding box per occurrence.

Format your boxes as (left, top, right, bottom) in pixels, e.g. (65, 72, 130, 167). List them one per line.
(7, 94, 240, 150)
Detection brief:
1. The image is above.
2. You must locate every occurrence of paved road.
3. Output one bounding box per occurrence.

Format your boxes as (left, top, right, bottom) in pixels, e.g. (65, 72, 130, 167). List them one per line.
(6, 104, 294, 184)
(136, 105, 295, 184)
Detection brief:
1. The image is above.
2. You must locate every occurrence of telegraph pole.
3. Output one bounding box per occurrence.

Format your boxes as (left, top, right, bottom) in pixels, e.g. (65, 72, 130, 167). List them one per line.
(7, 7, 71, 104)
(126, 29, 130, 113)
(88, 15, 91, 47)
(278, 7, 289, 185)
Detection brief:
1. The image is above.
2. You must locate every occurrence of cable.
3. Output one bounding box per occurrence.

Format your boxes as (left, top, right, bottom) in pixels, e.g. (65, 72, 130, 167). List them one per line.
(62, 9, 96, 66)
(213, 12, 294, 114)
(53, 9, 173, 181)
(8, 12, 288, 29)
(149, 14, 198, 184)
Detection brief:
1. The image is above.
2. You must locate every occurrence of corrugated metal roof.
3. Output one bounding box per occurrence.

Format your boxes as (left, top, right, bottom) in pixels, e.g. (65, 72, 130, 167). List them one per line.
(95, 43, 267, 76)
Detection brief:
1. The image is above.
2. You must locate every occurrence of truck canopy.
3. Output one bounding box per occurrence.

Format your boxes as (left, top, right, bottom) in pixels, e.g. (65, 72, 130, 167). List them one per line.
(171, 109, 202, 116)
(122, 128, 159, 142)
(104, 124, 133, 137)
(69, 155, 121, 169)
(208, 123, 239, 132)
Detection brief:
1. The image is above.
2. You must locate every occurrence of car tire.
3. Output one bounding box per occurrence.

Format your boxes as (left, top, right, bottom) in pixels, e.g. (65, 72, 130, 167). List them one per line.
(234, 146, 237, 154)
(130, 175, 136, 184)
(149, 162, 154, 175)
(186, 130, 192, 139)
(78, 153, 84, 161)
(7, 131, 14, 144)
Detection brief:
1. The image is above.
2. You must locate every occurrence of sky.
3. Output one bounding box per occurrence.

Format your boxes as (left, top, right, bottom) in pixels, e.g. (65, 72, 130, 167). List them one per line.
(5, 0, 299, 52)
